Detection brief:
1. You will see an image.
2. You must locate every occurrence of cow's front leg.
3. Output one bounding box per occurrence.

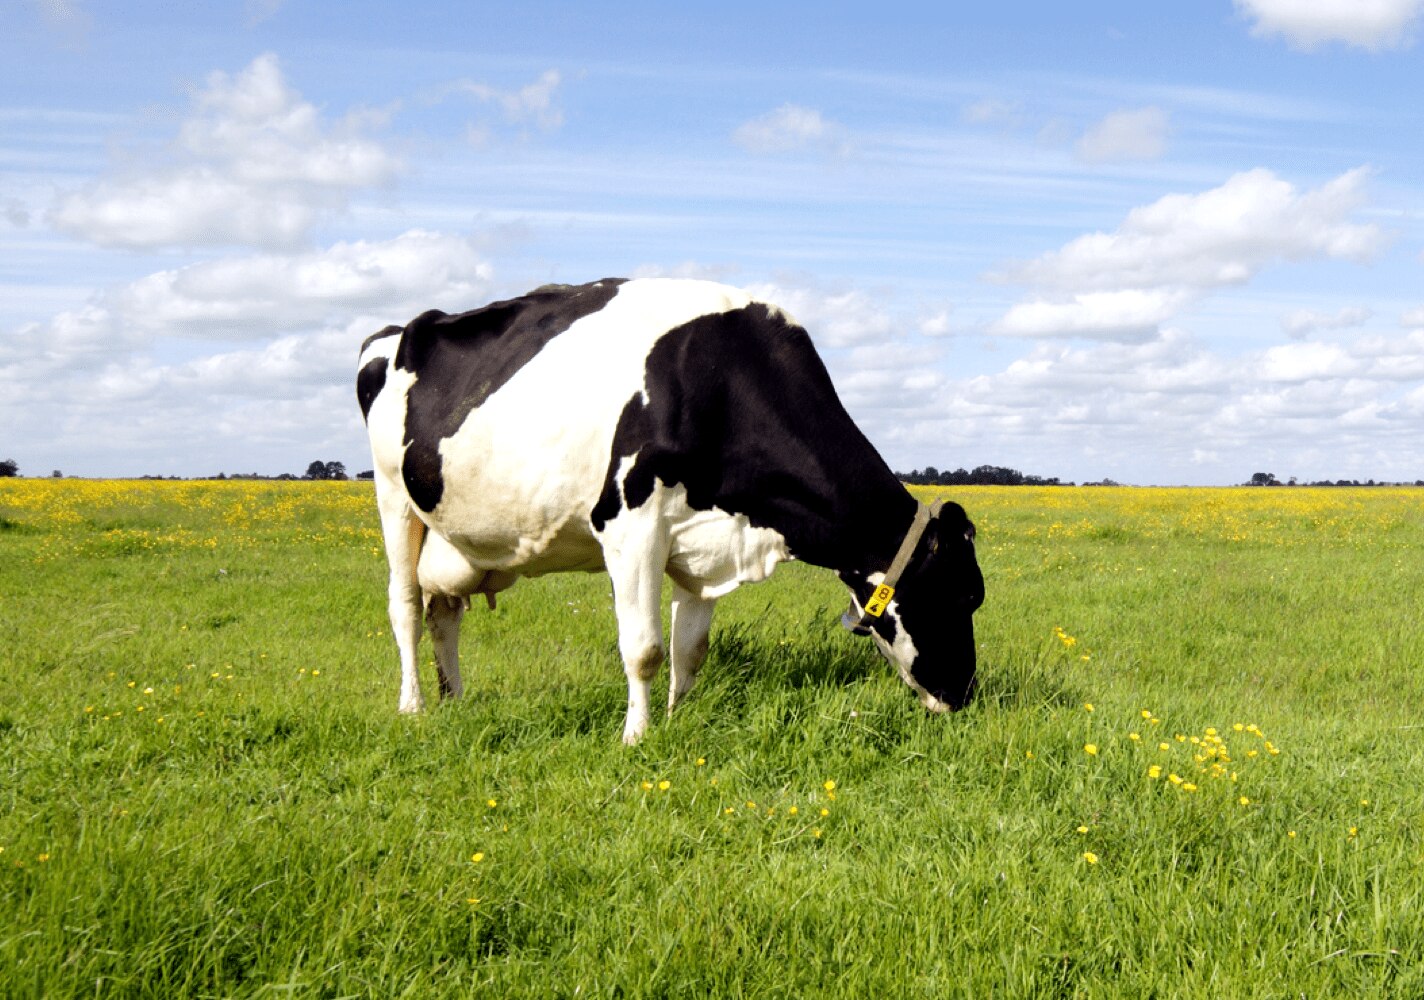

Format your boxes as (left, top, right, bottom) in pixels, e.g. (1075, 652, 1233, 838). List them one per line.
(425, 594, 466, 701)
(668, 584, 715, 714)
(605, 539, 669, 745)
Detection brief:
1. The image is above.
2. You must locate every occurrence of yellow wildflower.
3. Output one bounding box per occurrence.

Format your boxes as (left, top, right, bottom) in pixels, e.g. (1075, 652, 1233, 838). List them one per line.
(1083, 852, 1098, 864)
(1148, 765, 1162, 779)
(1076, 825, 1089, 834)
(658, 780, 671, 791)
(470, 852, 485, 863)
(1084, 743, 1098, 756)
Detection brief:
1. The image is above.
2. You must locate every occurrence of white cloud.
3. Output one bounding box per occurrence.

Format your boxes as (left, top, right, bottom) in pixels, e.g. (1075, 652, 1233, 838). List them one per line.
(989, 167, 1383, 343)
(991, 289, 1189, 341)
(743, 279, 893, 348)
(1236, 0, 1424, 50)
(919, 310, 953, 337)
(117, 230, 493, 339)
(877, 326, 1424, 484)
(1280, 305, 1372, 338)
(1008, 168, 1382, 293)
(1075, 106, 1170, 163)
(50, 54, 401, 250)
(1258, 341, 1358, 381)
(732, 104, 846, 155)
(1402, 306, 1424, 328)
(455, 69, 565, 136)
(1, 230, 492, 401)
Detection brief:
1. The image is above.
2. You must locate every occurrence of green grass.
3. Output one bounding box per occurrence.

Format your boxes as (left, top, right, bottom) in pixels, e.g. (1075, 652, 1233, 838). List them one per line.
(2, 480, 1423, 997)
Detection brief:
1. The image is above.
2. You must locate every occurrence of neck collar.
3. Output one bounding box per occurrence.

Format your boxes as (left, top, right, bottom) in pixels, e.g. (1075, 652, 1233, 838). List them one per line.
(841, 499, 942, 636)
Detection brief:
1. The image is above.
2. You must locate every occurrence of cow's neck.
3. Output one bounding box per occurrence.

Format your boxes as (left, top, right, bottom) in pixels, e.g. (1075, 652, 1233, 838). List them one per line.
(772, 464, 922, 581)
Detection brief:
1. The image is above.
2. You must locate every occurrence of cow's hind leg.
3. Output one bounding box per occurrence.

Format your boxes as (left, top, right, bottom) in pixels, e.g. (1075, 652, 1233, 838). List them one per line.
(668, 584, 715, 714)
(377, 494, 427, 714)
(604, 534, 670, 745)
(425, 595, 466, 701)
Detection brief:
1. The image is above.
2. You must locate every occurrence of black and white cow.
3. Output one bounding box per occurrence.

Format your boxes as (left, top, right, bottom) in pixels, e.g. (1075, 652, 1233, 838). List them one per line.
(357, 278, 984, 743)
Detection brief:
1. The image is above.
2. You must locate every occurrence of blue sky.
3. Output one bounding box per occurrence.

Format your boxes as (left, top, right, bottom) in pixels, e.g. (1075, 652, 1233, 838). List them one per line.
(3, 0, 1423, 483)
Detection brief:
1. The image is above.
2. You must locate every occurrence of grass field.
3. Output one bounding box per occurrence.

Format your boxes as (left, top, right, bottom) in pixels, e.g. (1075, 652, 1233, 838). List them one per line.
(2, 479, 1423, 997)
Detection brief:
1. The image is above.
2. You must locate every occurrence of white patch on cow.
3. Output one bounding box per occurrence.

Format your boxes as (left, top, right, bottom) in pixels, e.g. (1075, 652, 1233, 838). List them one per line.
(597, 477, 790, 743)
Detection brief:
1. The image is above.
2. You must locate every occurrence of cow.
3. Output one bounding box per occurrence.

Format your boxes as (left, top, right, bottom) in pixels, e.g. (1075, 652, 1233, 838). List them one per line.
(357, 277, 984, 743)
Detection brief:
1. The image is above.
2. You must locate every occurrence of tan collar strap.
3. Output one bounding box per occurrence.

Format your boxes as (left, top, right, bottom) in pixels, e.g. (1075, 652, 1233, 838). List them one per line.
(842, 499, 942, 635)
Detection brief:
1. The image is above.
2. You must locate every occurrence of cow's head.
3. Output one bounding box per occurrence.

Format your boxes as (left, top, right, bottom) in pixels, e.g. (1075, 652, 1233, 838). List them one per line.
(842, 501, 984, 711)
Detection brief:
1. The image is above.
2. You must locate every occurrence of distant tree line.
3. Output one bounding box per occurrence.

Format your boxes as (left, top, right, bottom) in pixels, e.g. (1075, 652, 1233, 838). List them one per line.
(0, 459, 375, 481)
(898, 464, 1068, 486)
(1246, 472, 1424, 487)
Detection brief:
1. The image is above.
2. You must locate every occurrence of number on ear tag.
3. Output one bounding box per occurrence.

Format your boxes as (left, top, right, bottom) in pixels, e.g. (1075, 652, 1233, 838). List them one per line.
(865, 583, 895, 617)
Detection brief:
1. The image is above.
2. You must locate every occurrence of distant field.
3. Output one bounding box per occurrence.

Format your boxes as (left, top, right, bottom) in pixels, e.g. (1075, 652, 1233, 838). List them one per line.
(2, 479, 1422, 997)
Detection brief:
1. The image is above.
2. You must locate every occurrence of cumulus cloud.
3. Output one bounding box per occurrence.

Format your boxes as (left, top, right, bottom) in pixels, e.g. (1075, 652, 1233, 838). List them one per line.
(743, 278, 893, 348)
(1401, 306, 1424, 328)
(2, 230, 492, 403)
(51, 54, 401, 250)
(1236, 0, 1424, 50)
(1280, 305, 1372, 338)
(0, 224, 499, 477)
(992, 289, 1189, 342)
(878, 325, 1424, 484)
(116, 230, 493, 339)
(732, 104, 847, 155)
(991, 167, 1382, 342)
(919, 310, 953, 337)
(1075, 106, 1170, 163)
(1009, 168, 1382, 293)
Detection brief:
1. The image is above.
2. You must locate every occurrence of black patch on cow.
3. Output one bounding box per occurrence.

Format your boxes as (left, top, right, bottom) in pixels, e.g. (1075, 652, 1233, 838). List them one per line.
(356, 357, 388, 423)
(394, 279, 626, 512)
(590, 302, 915, 572)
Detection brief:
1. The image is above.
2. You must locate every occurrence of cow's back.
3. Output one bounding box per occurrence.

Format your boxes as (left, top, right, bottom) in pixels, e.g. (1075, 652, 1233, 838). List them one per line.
(360, 278, 769, 575)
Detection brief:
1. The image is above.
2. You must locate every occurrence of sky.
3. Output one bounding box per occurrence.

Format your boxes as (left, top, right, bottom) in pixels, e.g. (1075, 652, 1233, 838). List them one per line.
(3, 0, 1423, 485)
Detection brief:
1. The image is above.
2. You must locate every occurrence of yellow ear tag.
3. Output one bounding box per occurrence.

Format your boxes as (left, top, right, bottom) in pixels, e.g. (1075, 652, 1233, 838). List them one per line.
(864, 583, 895, 617)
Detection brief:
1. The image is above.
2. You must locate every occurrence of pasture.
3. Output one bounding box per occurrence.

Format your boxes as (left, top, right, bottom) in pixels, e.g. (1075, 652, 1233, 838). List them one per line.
(2, 479, 1423, 997)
